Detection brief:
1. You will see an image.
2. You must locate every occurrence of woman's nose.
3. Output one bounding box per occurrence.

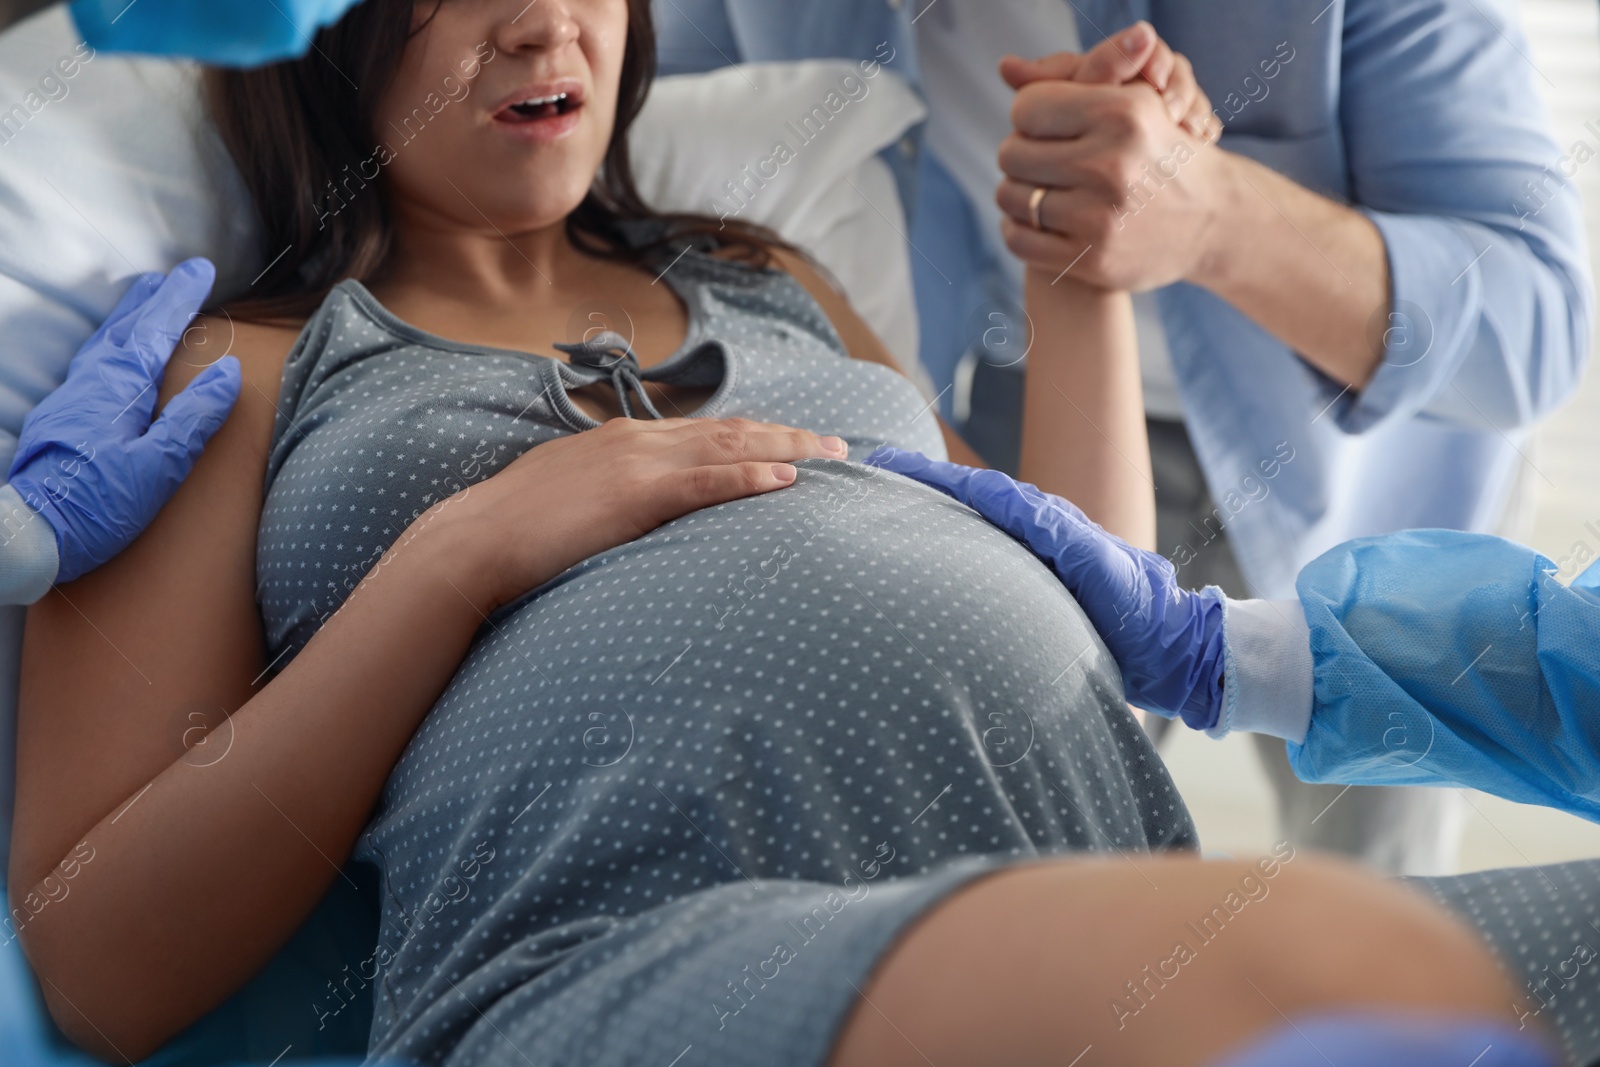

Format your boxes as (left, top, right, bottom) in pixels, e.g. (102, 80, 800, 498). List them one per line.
(493, 0, 581, 54)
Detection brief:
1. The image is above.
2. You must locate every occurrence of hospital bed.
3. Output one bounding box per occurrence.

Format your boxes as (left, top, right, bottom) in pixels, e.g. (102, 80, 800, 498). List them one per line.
(0, 8, 931, 1062)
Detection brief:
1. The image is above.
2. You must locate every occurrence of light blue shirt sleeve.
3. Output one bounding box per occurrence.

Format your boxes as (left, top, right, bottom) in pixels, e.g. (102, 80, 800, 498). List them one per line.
(1331, 0, 1593, 435)
(0, 484, 57, 606)
(1274, 530, 1600, 822)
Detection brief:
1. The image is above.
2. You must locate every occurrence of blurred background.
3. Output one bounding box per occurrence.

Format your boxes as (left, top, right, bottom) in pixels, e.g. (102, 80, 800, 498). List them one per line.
(1165, 0, 1600, 872)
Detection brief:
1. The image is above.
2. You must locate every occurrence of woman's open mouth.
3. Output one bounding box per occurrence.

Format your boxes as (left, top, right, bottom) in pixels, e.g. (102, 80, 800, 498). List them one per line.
(492, 82, 585, 142)
(503, 92, 579, 121)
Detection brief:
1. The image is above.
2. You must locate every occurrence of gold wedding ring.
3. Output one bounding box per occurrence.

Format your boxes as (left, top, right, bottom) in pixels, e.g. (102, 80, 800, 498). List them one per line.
(1028, 185, 1051, 232)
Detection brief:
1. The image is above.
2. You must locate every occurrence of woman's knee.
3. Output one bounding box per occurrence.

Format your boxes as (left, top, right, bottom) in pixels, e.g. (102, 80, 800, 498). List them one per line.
(827, 852, 1522, 1067)
(1235, 852, 1517, 1015)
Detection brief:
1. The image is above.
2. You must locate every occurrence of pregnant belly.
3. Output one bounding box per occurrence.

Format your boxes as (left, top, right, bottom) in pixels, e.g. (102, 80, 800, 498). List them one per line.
(377, 458, 1158, 827)
(363, 457, 1190, 940)
(358, 459, 1194, 1037)
(484, 458, 1114, 740)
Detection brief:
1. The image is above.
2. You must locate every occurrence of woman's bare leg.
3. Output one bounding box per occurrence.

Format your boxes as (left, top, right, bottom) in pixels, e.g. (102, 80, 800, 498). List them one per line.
(829, 852, 1533, 1067)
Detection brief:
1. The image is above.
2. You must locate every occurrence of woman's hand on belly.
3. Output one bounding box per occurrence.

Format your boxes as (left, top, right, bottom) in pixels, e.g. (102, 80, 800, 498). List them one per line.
(438, 415, 849, 612)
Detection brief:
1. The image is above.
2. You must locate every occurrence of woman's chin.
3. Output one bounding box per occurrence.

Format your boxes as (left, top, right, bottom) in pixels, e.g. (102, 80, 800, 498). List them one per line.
(421, 175, 595, 235)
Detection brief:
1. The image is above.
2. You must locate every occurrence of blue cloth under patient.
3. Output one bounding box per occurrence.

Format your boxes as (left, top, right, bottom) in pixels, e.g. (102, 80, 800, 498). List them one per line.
(251, 224, 1198, 1067)
(135, 865, 380, 1066)
(1209, 1012, 1560, 1067)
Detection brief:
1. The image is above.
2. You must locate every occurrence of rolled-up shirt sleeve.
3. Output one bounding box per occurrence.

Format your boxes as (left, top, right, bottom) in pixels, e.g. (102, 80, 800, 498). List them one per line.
(1329, 0, 1592, 435)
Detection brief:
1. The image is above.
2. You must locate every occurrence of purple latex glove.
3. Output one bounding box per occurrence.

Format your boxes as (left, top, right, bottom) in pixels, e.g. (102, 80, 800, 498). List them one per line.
(1211, 1012, 1558, 1067)
(9, 259, 241, 584)
(867, 446, 1227, 729)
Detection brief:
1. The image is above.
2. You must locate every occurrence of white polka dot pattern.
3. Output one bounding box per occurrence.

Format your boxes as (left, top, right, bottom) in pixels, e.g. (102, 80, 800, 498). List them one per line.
(1411, 860, 1600, 1065)
(255, 237, 1199, 1067)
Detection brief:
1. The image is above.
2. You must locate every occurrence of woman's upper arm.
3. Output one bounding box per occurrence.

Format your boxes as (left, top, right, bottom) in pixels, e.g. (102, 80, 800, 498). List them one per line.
(9, 318, 292, 890)
(766, 247, 988, 468)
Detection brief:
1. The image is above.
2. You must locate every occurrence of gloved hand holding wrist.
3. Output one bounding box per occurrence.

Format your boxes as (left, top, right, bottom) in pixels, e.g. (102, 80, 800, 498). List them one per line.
(867, 447, 1228, 728)
(9, 258, 241, 585)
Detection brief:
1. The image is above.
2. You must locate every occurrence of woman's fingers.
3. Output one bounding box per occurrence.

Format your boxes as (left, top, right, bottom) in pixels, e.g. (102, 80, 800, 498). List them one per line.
(1001, 24, 1168, 92)
(595, 415, 848, 462)
(999, 215, 1097, 277)
(1155, 52, 1218, 142)
(671, 417, 849, 467)
(1179, 65, 1223, 143)
(1151, 45, 1192, 122)
(1140, 38, 1177, 96)
(1073, 21, 1160, 86)
(665, 460, 801, 512)
(999, 51, 1084, 91)
(1005, 24, 1206, 134)
(477, 417, 857, 605)
(607, 416, 853, 518)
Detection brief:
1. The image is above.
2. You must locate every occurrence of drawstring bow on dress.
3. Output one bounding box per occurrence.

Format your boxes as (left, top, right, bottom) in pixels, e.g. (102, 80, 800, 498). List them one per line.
(554, 330, 665, 420)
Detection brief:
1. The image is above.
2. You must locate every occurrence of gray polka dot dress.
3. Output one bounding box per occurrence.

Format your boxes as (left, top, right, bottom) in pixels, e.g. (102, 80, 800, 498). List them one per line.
(255, 231, 1199, 1067)
(1409, 860, 1600, 1065)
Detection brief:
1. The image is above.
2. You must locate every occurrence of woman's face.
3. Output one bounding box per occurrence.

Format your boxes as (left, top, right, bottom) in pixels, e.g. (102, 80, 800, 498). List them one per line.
(373, 0, 629, 235)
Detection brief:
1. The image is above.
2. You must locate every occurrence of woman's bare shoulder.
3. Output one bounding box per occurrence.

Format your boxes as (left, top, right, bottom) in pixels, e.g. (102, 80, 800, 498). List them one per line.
(157, 313, 304, 407)
(146, 312, 307, 478)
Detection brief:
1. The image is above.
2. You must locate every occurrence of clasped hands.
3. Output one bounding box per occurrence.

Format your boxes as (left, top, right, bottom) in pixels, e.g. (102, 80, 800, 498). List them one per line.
(862, 25, 1242, 725)
(995, 20, 1230, 292)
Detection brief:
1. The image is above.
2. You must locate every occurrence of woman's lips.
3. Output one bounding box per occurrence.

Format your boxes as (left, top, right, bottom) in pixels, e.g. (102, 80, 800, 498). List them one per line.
(491, 81, 585, 143)
(493, 104, 583, 143)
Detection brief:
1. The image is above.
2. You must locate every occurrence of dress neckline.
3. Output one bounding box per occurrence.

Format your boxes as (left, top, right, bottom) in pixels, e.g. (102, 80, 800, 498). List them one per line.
(328, 249, 734, 431)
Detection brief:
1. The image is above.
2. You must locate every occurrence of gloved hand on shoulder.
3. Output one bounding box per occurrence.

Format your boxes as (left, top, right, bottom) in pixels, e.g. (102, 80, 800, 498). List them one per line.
(8, 258, 241, 584)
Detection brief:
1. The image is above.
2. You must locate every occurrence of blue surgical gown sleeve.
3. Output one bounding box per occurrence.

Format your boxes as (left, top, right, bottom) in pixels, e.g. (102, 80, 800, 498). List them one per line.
(1223, 530, 1600, 822)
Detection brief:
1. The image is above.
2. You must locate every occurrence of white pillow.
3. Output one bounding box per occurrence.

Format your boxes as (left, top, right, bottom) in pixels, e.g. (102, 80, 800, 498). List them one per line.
(0, 8, 261, 470)
(0, 9, 929, 870)
(629, 60, 930, 393)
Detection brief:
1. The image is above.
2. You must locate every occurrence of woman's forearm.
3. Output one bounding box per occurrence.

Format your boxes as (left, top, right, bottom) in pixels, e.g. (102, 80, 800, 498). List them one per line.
(1017, 268, 1155, 550)
(16, 500, 497, 1062)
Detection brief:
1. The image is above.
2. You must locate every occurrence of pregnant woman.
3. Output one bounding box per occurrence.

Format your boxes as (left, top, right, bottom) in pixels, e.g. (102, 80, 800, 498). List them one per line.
(8, 1, 1543, 1065)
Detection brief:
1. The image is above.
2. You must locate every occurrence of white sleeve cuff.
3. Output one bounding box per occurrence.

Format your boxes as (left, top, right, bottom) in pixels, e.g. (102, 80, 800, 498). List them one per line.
(1210, 598, 1312, 743)
(0, 483, 59, 606)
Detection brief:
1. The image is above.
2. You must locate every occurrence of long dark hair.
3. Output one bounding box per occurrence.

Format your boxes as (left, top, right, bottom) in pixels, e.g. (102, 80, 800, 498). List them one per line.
(204, 0, 784, 319)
